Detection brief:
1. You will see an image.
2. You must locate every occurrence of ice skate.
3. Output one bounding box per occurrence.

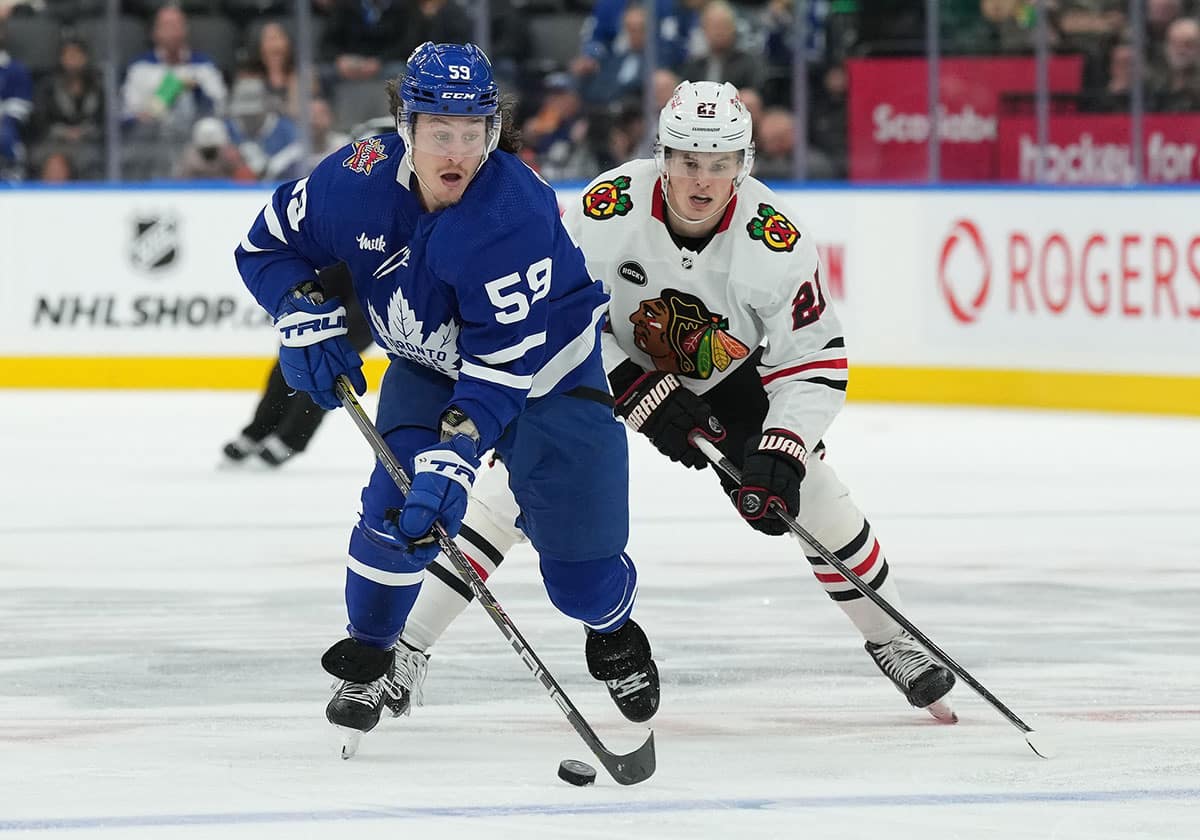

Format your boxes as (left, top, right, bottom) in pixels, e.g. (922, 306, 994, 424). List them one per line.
(866, 630, 957, 723)
(586, 619, 660, 723)
(256, 434, 296, 468)
(220, 434, 260, 465)
(323, 640, 429, 758)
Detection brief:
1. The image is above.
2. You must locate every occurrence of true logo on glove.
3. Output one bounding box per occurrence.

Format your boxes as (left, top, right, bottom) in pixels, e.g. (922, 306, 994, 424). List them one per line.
(428, 458, 476, 483)
(278, 313, 347, 342)
(740, 492, 764, 515)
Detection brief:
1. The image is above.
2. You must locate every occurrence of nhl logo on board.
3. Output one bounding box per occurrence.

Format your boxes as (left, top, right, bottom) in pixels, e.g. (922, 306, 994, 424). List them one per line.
(618, 261, 647, 286)
(129, 213, 179, 272)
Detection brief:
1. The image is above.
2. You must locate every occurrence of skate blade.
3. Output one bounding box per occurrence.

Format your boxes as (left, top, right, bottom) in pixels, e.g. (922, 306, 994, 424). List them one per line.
(334, 726, 363, 760)
(923, 698, 958, 724)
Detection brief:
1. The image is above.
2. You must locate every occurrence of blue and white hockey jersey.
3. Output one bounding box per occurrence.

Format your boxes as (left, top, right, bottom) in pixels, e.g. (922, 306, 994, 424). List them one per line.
(235, 134, 609, 451)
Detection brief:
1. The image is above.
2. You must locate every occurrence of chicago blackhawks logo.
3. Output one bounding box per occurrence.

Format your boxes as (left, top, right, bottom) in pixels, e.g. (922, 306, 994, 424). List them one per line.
(630, 288, 750, 380)
(747, 203, 800, 252)
(582, 175, 634, 220)
(343, 138, 389, 175)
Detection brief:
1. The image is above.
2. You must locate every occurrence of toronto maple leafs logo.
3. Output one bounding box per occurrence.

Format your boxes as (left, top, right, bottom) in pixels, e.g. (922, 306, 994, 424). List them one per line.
(368, 286, 460, 375)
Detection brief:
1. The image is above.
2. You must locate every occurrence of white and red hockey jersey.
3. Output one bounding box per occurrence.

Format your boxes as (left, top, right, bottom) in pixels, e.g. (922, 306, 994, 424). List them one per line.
(562, 158, 848, 452)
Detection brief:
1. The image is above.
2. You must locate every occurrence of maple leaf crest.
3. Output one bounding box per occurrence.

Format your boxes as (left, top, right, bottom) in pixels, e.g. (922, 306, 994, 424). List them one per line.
(368, 286, 460, 376)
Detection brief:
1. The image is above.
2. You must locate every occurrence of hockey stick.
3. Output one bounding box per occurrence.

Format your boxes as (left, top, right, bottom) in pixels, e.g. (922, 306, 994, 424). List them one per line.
(335, 376, 656, 784)
(690, 434, 1054, 759)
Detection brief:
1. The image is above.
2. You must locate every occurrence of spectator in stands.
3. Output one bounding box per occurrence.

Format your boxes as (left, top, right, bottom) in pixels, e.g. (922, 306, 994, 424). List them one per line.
(1083, 39, 1137, 112)
(30, 38, 103, 170)
(399, 0, 473, 62)
(301, 96, 351, 173)
(1152, 16, 1200, 111)
(950, 0, 1041, 55)
(120, 6, 227, 130)
(0, 17, 32, 182)
(592, 99, 644, 170)
(322, 0, 409, 82)
(738, 85, 764, 131)
(681, 1, 762, 91)
(252, 22, 300, 117)
(175, 115, 256, 180)
(487, 0, 532, 86)
(224, 75, 302, 181)
(1144, 0, 1183, 70)
(522, 71, 595, 180)
(37, 150, 75, 182)
(809, 61, 847, 178)
(576, 0, 703, 79)
(582, 2, 648, 105)
(753, 106, 834, 181)
(652, 67, 681, 108)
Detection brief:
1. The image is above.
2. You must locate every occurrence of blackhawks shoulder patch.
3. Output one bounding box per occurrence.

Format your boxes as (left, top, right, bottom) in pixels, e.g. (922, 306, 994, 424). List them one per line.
(747, 203, 800, 252)
(582, 175, 634, 220)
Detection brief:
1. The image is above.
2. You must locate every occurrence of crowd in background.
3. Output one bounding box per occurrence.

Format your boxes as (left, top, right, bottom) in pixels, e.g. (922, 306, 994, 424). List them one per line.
(0, 0, 1198, 183)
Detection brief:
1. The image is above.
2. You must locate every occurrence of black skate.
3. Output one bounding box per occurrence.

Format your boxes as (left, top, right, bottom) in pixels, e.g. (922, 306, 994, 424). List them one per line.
(586, 619, 660, 723)
(323, 639, 429, 758)
(221, 434, 260, 464)
(256, 435, 296, 467)
(865, 630, 957, 723)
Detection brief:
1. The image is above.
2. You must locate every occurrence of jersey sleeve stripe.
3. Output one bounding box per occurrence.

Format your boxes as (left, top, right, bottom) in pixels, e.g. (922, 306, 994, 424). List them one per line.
(459, 360, 535, 390)
(761, 357, 848, 386)
(238, 234, 273, 254)
(262, 201, 287, 245)
(528, 301, 607, 399)
(346, 556, 424, 588)
(474, 331, 548, 364)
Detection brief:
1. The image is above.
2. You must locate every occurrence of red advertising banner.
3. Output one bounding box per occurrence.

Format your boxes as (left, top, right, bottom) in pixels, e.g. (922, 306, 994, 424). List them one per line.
(847, 56, 1084, 182)
(997, 113, 1200, 183)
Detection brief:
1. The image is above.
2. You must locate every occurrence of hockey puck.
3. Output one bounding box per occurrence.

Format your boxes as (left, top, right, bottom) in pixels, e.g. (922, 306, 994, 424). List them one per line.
(557, 759, 597, 786)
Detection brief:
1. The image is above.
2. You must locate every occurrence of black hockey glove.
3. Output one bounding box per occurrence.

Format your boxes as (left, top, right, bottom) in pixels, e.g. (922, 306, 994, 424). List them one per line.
(612, 367, 725, 470)
(735, 429, 807, 535)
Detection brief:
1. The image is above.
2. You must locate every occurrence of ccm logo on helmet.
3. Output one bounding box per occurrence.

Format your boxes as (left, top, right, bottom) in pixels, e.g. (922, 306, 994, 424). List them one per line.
(441, 92, 477, 100)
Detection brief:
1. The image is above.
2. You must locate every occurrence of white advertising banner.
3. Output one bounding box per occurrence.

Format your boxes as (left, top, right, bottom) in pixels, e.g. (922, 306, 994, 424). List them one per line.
(0, 189, 277, 356)
(919, 193, 1200, 375)
(2, 186, 1198, 380)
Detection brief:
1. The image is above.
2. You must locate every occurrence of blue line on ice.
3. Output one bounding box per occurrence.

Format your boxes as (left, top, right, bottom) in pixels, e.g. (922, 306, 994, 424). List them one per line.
(2, 788, 1198, 831)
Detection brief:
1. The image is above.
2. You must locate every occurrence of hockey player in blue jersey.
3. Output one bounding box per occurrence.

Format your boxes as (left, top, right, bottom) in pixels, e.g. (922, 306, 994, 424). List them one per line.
(234, 42, 659, 755)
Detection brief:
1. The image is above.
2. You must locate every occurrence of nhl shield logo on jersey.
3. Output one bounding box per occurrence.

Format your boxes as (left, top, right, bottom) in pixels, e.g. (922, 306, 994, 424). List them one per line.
(630, 288, 750, 380)
(747, 203, 800, 253)
(343, 138, 389, 176)
(582, 176, 634, 220)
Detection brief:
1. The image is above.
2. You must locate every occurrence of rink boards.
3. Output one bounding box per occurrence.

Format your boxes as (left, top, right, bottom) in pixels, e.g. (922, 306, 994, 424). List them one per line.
(1, 183, 1198, 415)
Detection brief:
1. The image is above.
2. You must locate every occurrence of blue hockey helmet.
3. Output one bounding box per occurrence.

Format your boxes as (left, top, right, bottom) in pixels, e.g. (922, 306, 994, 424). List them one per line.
(399, 42, 500, 117)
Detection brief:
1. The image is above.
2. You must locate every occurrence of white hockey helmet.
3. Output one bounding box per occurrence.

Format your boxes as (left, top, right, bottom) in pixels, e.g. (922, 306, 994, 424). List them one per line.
(655, 80, 755, 186)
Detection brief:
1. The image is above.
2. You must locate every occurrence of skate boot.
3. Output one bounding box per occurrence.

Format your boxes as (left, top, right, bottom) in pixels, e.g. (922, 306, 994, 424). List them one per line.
(322, 639, 429, 759)
(585, 619, 660, 723)
(865, 630, 957, 723)
(221, 434, 260, 464)
(256, 434, 296, 467)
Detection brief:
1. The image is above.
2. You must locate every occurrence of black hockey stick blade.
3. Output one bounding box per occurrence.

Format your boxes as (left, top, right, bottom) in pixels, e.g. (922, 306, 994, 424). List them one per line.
(690, 433, 1053, 760)
(595, 729, 656, 785)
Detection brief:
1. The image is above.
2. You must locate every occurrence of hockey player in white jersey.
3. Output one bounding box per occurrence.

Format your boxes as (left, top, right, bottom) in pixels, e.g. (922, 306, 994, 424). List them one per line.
(391, 81, 956, 724)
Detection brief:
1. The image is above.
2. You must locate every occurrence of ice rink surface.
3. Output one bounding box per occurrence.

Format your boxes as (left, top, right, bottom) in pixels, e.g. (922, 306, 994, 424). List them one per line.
(1, 390, 1198, 839)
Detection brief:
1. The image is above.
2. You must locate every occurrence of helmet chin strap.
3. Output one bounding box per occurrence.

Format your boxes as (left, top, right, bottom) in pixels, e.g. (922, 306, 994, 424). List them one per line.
(660, 174, 738, 228)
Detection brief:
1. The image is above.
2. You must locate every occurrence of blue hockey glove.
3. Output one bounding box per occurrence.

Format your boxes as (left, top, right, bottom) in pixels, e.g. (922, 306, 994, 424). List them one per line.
(396, 434, 481, 544)
(274, 286, 366, 411)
